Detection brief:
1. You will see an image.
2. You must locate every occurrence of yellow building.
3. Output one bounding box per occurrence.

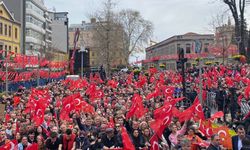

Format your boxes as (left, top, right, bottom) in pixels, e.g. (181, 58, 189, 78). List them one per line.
(0, 1, 21, 57)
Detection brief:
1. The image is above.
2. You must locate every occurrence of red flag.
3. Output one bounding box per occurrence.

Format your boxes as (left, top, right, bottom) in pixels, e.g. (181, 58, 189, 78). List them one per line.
(26, 143, 38, 150)
(126, 94, 147, 120)
(154, 102, 172, 119)
(199, 120, 213, 138)
(245, 85, 250, 99)
(149, 67, 157, 75)
(121, 127, 135, 150)
(238, 95, 243, 106)
(211, 111, 224, 120)
(108, 80, 118, 88)
(149, 134, 160, 150)
(5, 114, 11, 123)
(193, 97, 205, 120)
(13, 96, 20, 107)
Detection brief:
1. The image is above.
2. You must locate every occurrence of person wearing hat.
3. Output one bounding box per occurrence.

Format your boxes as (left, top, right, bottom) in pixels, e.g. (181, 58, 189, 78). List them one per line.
(45, 132, 61, 150)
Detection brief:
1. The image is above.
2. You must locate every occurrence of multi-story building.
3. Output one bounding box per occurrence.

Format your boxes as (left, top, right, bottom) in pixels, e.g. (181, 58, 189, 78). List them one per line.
(69, 18, 126, 73)
(215, 19, 235, 48)
(48, 12, 68, 62)
(0, 1, 21, 57)
(145, 32, 214, 70)
(2, 0, 52, 56)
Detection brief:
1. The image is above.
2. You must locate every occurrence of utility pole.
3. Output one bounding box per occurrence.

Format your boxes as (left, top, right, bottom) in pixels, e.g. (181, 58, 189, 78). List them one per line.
(198, 59, 203, 104)
(79, 46, 88, 78)
(178, 48, 187, 97)
(5, 56, 8, 95)
(37, 54, 40, 86)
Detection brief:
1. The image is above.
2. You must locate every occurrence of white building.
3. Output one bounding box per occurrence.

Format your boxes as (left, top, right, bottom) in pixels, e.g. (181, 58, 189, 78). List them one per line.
(25, 0, 52, 56)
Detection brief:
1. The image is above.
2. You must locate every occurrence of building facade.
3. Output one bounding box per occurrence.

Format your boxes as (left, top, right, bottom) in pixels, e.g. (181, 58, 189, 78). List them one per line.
(69, 19, 97, 69)
(145, 32, 215, 70)
(48, 12, 68, 61)
(215, 19, 235, 49)
(0, 1, 21, 57)
(2, 0, 53, 56)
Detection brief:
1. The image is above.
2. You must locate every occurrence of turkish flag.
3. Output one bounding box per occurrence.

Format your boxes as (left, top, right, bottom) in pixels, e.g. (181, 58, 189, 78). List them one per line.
(211, 111, 224, 120)
(149, 134, 160, 150)
(149, 67, 157, 75)
(108, 80, 118, 88)
(199, 120, 213, 138)
(26, 143, 38, 150)
(5, 114, 11, 123)
(85, 84, 96, 95)
(13, 96, 20, 106)
(121, 127, 135, 150)
(213, 126, 232, 149)
(193, 97, 205, 120)
(154, 102, 172, 119)
(245, 85, 250, 99)
(126, 94, 147, 120)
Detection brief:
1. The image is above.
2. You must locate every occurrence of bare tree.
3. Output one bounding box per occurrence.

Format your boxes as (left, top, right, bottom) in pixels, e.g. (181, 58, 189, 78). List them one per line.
(118, 9, 153, 65)
(223, 0, 247, 55)
(92, 0, 123, 76)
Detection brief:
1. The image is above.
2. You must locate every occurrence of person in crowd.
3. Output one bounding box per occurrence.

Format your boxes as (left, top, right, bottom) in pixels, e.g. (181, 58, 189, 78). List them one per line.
(169, 121, 187, 147)
(207, 134, 222, 150)
(232, 125, 250, 150)
(75, 131, 90, 150)
(241, 137, 250, 150)
(185, 127, 203, 150)
(59, 129, 76, 150)
(27, 131, 36, 144)
(45, 132, 61, 150)
(101, 127, 117, 149)
(131, 129, 145, 150)
(178, 138, 191, 150)
(17, 136, 31, 150)
(37, 135, 45, 150)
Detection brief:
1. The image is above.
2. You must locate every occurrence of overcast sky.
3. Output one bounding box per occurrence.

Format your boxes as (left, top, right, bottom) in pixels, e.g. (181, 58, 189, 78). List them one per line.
(44, 0, 250, 61)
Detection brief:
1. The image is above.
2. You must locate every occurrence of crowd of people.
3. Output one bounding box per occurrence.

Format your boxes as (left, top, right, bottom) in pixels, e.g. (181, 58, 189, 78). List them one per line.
(1, 63, 250, 150)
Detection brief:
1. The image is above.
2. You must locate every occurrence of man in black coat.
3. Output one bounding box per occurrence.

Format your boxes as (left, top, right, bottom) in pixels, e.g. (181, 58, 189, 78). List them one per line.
(207, 134, 222, 150)
(232, 125, 250, 150)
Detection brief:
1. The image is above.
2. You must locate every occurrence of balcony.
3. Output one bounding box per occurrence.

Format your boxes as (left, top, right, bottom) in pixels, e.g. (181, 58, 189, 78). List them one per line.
(26, 36, 43, 45)
(46, 28, 52, 34)
(26, 8, 46, 22)
(26, 22, 46, 35)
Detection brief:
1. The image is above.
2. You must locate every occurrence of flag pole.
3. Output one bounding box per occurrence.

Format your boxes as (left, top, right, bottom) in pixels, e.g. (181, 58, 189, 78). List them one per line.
(5, 54, 8, 95)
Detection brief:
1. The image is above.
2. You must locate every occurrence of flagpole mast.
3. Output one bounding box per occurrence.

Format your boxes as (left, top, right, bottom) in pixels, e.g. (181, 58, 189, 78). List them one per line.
(199, 58, 203, 104)
(5, 54, 8, 95)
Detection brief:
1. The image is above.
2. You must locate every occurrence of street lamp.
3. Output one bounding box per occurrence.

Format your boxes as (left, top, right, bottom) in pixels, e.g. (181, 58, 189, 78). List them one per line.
(79, 46, 88, 78)
(235, 37, 241, 54)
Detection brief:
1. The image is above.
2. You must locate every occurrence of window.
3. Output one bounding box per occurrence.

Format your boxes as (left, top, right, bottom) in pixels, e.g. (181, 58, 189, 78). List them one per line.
(4, 24, 7, 36)
(204, 43, 209, 53)
(92, 52, 95, 57)
(186, 43, 191, 54)
(0, 45, 3, 59)
(4, 45, 7, 57)
(15, 28, 18, 39)
(0, 23, 2, 34)
(9, 46, 11, 51)
(15, 47, 18, 53)
(9, 26, 11, 37)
